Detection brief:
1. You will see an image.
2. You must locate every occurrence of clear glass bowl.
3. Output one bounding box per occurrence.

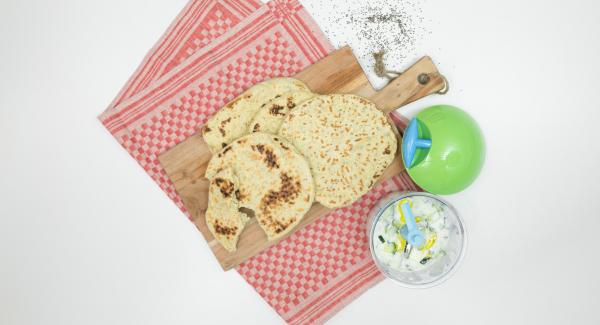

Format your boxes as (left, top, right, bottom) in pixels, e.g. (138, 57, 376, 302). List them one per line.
(367, 192, 467, 288)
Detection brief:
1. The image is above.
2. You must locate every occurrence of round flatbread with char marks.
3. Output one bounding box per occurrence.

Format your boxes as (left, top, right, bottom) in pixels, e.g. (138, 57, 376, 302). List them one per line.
(205, 168, 250, 252)
(202, 77, 311, 153)
(205, 132, 315, 240)
(279, 94, 397, 208)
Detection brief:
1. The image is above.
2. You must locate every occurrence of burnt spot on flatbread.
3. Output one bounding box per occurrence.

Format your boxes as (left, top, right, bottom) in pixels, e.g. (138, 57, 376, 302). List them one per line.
(383, 146, 391, 155)
(341, 165, 350, 174)
(213, 177, 235, 198)
(252, 144, 263, 153)
(225, 96, 244, 109)
(287, 97, 296, 109)
(213, 220, 237, 237)
(222, 142, 228, 148)
(357, 97, 370, 106)
(253, 123, 260, 132)
(235, 189, 247, 202)
(236, 138, 247, 144)
(217, 117, 232, 136)
(259, 173, 302, 234)
(279, 142, 290, 150)
(269, 104, 285, 116)
(221, 117, 232, 126)
(251, 144, 280, 169)
(222, 146, 232, 155)
(264, 150, 279, 169)
(275, 94, 282, 99)
(203, 125, 211, 133)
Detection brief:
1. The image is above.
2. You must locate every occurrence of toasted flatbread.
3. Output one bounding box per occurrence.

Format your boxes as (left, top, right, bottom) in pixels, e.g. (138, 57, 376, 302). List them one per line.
(205, 168, 250, 252)
(249, 91, 314, 134)
(279, 94, 397, 208)
(202, 78, 311, 153)
(206, 133, 315, 240)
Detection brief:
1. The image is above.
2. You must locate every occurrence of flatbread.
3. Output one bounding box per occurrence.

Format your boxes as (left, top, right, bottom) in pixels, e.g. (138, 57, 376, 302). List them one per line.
(206, 133, 315, 240)
(205, 168, 250, 252)
(202, 77, 311, 153)
(279, 94, 397, 208)
(249, 91, 314, 134)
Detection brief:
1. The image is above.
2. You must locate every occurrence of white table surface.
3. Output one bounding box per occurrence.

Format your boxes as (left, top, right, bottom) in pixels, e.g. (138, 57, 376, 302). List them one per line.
(2, 0, 600, 324)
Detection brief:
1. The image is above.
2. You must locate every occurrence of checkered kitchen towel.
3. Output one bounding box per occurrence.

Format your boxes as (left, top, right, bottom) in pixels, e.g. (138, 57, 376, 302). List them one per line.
(99, 0, 418, 323)
(104, 0, 262, 110)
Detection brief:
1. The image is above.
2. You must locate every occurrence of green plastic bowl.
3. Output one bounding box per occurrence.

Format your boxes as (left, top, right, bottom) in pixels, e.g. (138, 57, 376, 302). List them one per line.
(402, 105, 485, 195)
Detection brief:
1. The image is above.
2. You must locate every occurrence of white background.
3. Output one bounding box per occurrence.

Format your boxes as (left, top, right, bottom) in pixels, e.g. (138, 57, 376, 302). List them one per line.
(1, 0, 600, 324)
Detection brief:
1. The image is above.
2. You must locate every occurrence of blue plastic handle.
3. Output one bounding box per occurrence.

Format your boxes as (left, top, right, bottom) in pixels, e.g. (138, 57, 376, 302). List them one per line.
(402, 118, 432, 168)
(399, 202, 425, 247)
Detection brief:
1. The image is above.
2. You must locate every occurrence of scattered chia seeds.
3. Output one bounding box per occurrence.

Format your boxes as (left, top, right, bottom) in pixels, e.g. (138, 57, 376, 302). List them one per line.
(308, 0, 428, 80)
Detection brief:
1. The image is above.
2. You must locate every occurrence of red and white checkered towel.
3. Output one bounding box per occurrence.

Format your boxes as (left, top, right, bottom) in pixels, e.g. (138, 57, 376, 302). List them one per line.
(99, 0, 418, 323)
(105, 0, 262, 110)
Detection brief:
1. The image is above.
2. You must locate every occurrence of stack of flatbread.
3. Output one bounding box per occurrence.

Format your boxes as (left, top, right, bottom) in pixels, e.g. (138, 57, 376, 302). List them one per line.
(202, 78, 397, 252)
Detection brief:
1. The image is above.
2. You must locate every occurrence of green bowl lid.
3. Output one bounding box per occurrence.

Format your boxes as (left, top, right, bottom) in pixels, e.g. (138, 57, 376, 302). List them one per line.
(401, 105, 485, 194)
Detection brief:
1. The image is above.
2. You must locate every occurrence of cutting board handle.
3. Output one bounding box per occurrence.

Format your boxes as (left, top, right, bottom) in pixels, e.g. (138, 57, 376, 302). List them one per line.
(372, 56, 447, 113)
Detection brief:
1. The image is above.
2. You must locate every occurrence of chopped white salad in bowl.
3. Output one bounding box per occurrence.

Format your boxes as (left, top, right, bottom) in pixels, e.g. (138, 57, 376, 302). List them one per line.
(367, 192, 466, 288)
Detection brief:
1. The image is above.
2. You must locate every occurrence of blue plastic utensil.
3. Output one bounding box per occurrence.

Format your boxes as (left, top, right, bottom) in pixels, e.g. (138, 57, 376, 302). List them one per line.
(402, 118, 431, 168)
(399, 202, 425, 247)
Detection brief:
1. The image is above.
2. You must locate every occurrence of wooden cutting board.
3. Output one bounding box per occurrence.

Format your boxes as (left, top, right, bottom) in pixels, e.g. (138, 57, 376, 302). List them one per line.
(158, 46, 445, 270)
